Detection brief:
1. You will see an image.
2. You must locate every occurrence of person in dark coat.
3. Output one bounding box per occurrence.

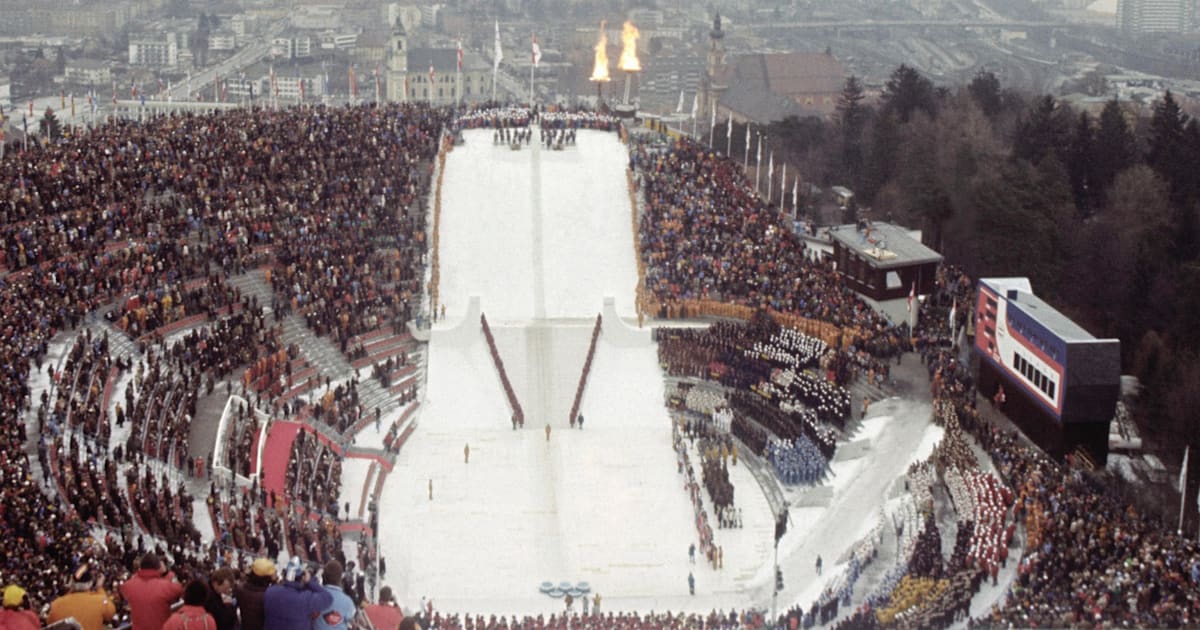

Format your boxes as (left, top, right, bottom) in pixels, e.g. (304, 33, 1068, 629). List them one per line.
(205, 567, 239, 630)
(263, 558, 332, 630)
(237, 558, 276, 630)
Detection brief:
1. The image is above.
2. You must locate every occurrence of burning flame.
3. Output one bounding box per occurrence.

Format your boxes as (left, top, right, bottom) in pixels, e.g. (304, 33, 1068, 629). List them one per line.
(618, 21, 640, 72)
(589, 21, 611, 81)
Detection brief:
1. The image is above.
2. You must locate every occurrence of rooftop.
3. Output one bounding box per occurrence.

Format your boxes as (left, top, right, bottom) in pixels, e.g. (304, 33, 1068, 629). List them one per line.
(829, 222, 943, 269)
(981, 277, 1106, 343)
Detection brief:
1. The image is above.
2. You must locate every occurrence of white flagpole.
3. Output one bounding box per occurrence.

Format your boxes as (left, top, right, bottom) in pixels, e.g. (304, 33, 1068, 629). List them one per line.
(1181, 446, 1191, 534)
(726, 116, 733, 156)
(755, 134, 762, 192)
(708, 106, 715, 147)
(792, 178, 799, 218)
(780, 162, 787, 209)
(767, 151, 774, 204)
(744, 124, 751, 169)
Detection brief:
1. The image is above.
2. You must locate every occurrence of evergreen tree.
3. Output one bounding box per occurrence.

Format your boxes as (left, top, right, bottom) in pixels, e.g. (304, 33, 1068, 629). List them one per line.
(1093, 98, 1137, 208)
(39, 107, 61, 141)
(1146, 91, 1190, 204)
(967, 70, 1003, 118)
(1067, 112, 1097, 216)
(862, 112, 899, 203)
(834, 76, 868, 193)
(1012, 95, 1071, 166)
(881, 65, 936, 123)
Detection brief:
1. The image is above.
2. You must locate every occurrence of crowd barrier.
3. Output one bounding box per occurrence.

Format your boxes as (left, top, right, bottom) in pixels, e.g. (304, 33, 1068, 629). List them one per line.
(429, 132, 449, 320)
(636, 287, 863, 350)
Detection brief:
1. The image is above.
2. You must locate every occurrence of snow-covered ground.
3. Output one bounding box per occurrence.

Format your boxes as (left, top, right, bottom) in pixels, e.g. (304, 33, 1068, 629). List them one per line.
(374, 128, 938, 616)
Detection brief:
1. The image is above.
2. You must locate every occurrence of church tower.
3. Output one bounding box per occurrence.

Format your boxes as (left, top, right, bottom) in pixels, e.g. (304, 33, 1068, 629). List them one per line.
(701, 12, 728, 123)
(386, 17, 409, 102)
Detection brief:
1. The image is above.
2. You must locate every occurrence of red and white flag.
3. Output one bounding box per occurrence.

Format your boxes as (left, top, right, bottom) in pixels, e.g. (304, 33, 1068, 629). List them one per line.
(349, 65, 357, 99)
(531, 33, 541, 68)
(907, 282, 915, 313)
(429, 60, 435, 89)
(457, 37, 463, 71)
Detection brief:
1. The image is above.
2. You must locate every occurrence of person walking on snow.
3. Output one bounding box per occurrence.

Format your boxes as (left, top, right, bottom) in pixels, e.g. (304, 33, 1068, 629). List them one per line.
(577, 413, 584, 429)
(689, 543, 696, 564)
(816, 555, 822, 575)
(688, 572, 695, 595)
(545, 424, 551, 442)
(463, 443, 470, 464)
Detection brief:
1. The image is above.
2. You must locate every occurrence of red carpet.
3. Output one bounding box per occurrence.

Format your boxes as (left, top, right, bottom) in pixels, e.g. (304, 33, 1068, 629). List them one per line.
(261, 421, 302, 498)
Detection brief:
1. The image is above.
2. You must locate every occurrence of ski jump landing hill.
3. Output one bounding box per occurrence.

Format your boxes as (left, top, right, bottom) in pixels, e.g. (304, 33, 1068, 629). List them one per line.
(376, 127, 777, 614)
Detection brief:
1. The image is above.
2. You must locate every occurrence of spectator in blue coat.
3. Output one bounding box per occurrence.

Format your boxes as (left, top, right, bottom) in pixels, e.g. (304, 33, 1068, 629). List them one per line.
(263, 558, 333, 630)
(313, 560, 357, 630)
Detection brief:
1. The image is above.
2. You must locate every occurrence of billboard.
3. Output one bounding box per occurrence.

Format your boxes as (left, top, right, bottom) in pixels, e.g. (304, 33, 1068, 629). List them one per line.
(975, 281, 1065, 421)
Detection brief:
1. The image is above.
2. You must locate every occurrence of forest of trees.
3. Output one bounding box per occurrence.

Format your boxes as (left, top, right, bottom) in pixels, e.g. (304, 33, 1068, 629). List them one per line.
(737, 66, 1200, 457)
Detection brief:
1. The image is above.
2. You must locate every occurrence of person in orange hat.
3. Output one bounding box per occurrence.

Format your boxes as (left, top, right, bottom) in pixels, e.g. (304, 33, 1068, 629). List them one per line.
(1, 584, 40, 630)
(47, 564, 116, 630)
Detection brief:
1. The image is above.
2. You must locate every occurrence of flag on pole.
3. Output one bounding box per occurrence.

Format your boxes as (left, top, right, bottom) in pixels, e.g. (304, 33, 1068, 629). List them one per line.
(532, 33, 541, 68)
(349, 64, 358, 100)
(299, 73, 306, 102)
(690, 92, 698, 119)
(907, 282, 915, 313)
(70, 94, 75, 118)
(112, 80, 117, 105)
(493, 21, 503, 69)
(457, 37, 464, 72)
(949, 298, 957, 335)
(676, 90, 685, 113)
(374, 64, 380, 102)
(60, 90, 65, 109)
(726, 116, 733, 142)
(429, 60, 435, 91)
(792, 179, 798, 213)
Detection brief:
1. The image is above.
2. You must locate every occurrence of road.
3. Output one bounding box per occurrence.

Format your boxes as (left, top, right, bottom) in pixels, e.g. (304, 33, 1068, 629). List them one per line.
(168, 16, 290, 102)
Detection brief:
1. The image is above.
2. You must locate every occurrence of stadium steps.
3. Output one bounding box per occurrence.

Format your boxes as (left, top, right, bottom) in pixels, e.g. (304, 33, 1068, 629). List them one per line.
(84, 312, 141, 363)
(226, 268, 275, 308)
(277, 315, 400, 418)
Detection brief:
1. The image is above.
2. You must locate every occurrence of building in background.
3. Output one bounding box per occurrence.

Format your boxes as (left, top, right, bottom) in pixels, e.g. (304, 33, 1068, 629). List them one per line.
(65, 59, 113, 87)
(1117, 0, 1194, 34)
(129, 32, 182, 67)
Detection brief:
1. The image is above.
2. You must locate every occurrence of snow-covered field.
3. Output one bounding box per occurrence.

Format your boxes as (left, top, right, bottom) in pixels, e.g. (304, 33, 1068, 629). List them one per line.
(374, 128, 936, 616)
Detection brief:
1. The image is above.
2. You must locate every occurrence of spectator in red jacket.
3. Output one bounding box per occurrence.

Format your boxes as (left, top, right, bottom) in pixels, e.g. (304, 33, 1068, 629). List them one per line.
(163, 580, 217, 630)
(120, 553, 184, 630)
(0, 584, 41, 630)
(362, 586, 404, 630)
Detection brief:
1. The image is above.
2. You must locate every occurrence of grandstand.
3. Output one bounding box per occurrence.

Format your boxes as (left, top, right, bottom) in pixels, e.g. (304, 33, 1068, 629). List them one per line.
(2, 104, 1196, 630)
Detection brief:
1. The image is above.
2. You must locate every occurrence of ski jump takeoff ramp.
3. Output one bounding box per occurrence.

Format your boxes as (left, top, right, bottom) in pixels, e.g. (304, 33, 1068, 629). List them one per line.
(376, 128, 775, 614)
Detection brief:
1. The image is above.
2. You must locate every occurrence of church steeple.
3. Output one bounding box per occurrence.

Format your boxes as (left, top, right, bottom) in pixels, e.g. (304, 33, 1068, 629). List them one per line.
(386, 16, 409, 101)
(702, 11, 728, 121)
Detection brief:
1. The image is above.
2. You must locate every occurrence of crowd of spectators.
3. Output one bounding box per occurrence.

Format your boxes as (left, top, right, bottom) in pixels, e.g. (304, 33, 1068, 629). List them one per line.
(633, 139, 889, 338)
(0, 101, 448, 622)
